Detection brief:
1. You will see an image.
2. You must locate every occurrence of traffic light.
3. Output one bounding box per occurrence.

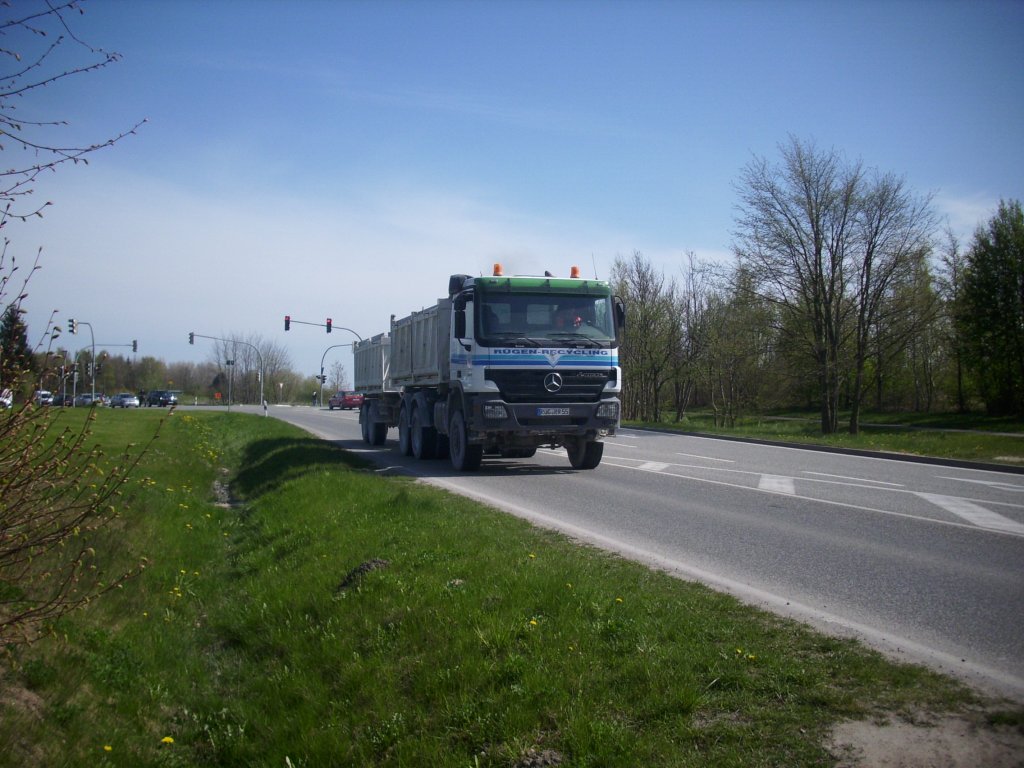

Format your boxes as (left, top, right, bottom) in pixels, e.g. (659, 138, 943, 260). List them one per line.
(284, 315, 291, 331)
(188, 332, 194, 345)
(68, 318, 77, 334)
(326, 318, 332, 334)
(132, 339, 138, 353)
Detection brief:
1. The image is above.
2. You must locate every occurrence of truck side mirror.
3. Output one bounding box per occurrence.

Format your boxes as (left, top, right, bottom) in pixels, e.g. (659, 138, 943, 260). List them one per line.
(614, 296, 626, 331)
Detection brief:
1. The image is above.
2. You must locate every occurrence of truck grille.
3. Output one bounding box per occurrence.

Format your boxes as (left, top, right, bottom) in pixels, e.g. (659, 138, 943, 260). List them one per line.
(485, 369, 612, 404)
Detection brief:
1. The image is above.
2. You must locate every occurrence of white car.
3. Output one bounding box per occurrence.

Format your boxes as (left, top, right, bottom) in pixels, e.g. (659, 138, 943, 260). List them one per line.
(33, 390, 54, 406)
(0, 388, 12, 408)
(110, 392, 140, 408)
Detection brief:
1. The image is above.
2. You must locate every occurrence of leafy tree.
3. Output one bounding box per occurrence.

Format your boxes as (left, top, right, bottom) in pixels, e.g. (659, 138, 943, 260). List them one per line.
(958, 200, 1024, 416)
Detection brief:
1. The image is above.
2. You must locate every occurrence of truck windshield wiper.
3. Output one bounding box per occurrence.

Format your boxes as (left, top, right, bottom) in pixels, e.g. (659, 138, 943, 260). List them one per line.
(548, 333, 602, 348)
(487, 332, 541, 347)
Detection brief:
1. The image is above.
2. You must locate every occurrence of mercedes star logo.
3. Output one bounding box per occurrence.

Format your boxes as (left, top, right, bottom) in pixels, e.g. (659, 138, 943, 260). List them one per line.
(544, 372, 563, 393)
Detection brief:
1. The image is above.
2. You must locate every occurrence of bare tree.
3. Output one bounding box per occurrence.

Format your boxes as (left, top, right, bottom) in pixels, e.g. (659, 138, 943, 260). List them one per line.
(1, 1, 145, 220)
(0, 1, 147, 644)
(733, 136, 936, 433)
(611, 251, 680, 422)
(847, 172, 936, 431)
(328, 359, 349, 391)
(670, 252, 715, 421)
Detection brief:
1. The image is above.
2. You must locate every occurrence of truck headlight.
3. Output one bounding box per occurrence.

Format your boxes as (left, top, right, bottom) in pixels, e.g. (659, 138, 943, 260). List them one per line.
(596, 402, 619, 420)
(483, 404, 508, 419)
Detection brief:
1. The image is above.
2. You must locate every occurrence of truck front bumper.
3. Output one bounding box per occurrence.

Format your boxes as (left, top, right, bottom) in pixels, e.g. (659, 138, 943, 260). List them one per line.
(468, 396, 620, 439)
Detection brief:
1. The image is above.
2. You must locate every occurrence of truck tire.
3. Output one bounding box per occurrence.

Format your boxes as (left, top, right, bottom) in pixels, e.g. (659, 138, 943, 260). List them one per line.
(398, 404, 413, 456)
(567, 439, 603, 470)
(360, 404, 371, 444)
(410, 401, 438, 459)
(449, 409, 483, 471)
(370, 421, 388, 446)
(364, 402, 387, 446)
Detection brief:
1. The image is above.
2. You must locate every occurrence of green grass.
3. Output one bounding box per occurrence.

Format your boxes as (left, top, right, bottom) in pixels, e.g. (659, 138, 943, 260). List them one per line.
(0, 409, 1018, 766)
(629, 410, 1024, 466)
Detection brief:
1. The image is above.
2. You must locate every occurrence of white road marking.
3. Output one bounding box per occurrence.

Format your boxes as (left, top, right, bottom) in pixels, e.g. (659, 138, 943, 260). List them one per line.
(596, 458, 1024, 539)
(916, 493, 1024, 535)
(676, 452, 735, 463)
(637, 461, 670, 472)
(758, 475, 796, 494)
(803, 471, 903, 487)
(936, 476, 1024, 493)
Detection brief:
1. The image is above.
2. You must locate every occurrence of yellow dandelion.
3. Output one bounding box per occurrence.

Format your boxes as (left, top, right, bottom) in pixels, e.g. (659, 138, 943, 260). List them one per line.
(528, 553, 537, 559)
(529, 619, 538, 626)
(161, 736, 174, 744)
(615, 597, 623, 603)
(103, 745, 112, 752)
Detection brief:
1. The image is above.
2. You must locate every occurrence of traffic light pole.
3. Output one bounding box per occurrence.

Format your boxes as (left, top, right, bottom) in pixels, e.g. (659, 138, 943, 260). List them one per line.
(67, 319, 96, 402)
(188, 332, 265, 414)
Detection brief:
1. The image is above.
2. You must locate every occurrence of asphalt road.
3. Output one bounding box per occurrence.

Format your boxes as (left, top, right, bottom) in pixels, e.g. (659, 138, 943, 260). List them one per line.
(240, 404, 1024, 701)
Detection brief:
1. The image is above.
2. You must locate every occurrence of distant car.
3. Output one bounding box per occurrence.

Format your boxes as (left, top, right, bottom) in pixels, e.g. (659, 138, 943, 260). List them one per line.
(0, 388, 12, 409)
(52, 394, 73, 407)
(328, 390, 363, 410)
(146, 390, 177, 407)
(33, 390, 54, 406)
(110, 392, 140, 408)
(74, 392, 99, 407)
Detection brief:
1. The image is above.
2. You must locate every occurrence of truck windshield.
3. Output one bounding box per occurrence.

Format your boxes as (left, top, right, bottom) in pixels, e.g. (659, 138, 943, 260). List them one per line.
(477, 291, 616, 347)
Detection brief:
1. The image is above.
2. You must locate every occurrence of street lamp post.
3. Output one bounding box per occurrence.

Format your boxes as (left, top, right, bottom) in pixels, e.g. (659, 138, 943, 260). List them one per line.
(225, 359, 234, 408)
(319, 328, 364, 408)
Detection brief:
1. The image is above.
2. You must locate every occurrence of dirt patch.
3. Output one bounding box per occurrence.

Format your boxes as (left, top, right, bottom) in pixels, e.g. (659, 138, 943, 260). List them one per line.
(829, 712, 1024, 767)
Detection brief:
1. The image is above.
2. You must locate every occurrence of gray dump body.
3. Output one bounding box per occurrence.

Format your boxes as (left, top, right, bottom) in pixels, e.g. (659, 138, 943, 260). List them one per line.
(353, 333, 393, 394)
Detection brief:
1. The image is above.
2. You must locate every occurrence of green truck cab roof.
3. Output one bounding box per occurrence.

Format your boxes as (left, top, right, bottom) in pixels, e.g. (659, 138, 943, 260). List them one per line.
(474, 275, 612, 295)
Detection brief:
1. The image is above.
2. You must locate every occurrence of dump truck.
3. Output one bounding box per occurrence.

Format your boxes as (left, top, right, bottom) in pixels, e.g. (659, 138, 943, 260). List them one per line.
(354, 264, 625, 470)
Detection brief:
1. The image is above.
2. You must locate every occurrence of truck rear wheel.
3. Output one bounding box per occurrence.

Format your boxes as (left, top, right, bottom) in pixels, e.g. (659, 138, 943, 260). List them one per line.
(360, 404, 371, 444)
(363, 402, 388, 446)
(398, 404, 413, 456)
(370, 421, 388, 446)
(567, 439, 603, 470)
(411, 401, 438, 459)
(449, 410, 483, 471)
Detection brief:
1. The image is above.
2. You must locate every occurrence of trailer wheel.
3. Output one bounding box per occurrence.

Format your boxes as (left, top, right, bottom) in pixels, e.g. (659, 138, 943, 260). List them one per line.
(398, 403, 413, 456)
(370, 421, 388, 446)
(360, 404, 371, 444)
(567, 439, 603, 470)
(449, 409, 483, 471)
(364, 402, 387, 446)
(410, 400, 438, 459)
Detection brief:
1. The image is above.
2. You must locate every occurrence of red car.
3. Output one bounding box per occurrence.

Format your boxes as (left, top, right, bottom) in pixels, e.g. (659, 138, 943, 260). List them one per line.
(328, 390, 364, 410)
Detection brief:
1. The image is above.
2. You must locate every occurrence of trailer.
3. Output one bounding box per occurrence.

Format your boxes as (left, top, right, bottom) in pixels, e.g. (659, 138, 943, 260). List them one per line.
(355, 265, 625, 471)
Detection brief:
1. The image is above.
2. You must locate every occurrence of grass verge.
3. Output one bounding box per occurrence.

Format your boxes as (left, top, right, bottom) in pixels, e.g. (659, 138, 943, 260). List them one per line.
(0, 409, 1019, 766)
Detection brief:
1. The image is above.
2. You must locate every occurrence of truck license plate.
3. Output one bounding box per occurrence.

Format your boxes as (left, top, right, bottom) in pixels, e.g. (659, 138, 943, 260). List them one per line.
(536, 407, 570, 416)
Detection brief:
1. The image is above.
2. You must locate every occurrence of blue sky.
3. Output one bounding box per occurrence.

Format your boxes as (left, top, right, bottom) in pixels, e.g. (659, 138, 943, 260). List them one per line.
(13, 0, 1024, 383)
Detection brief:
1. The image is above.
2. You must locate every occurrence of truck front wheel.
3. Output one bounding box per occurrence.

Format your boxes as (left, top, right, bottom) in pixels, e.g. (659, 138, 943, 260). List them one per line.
(567, 439, 603, 470)
(449, 410, 483, 471)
